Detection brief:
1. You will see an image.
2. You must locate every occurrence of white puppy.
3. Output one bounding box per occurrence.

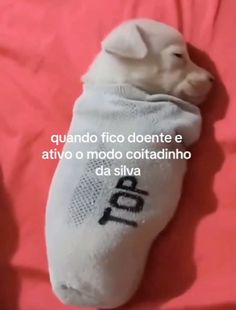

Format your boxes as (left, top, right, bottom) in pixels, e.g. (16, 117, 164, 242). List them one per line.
(83, 18, 213, 105)
(46, 19, 213, 309)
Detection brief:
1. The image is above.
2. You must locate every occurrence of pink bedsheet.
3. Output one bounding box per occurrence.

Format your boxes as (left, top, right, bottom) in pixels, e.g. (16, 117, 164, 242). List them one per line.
(0, 1, 236, 309)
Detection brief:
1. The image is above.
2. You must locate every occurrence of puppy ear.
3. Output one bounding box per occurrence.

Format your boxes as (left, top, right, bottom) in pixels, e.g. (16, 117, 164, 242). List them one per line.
(102, 24, 148, 59)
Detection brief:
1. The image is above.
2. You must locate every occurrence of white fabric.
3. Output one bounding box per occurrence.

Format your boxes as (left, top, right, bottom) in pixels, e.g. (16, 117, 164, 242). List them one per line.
(45, 84, 201, 308)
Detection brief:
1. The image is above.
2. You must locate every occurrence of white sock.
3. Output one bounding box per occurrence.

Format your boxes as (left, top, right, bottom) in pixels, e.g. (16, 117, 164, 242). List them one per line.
(46, 84, 201, 308)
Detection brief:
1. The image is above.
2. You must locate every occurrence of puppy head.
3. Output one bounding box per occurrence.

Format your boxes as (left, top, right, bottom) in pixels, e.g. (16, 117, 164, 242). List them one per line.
(102, 19, 214, 104)
(84, 19, 214, 105)
(103, 19, 214, 105)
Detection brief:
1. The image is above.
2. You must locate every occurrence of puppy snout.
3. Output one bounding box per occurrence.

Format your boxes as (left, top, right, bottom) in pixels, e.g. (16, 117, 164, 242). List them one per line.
(187, 72, 214, 93)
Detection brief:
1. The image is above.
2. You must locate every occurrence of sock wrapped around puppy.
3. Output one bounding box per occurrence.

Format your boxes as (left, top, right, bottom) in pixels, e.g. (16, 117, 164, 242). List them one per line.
(46, 19, 213, 308)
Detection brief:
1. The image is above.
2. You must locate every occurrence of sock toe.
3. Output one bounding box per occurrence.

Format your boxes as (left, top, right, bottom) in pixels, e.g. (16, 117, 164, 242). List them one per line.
(54, 283, 95, 306)
(54, 283, 127, 308)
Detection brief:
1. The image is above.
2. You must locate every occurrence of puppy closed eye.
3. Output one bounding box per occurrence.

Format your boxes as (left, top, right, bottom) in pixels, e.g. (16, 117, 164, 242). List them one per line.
(173, 52, 184, 59)
(171, 52, 187, 67)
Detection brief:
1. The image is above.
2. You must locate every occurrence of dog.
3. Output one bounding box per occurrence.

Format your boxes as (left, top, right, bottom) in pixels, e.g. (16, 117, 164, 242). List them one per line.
(46, 19, 214, 308)
(83, 18, 214, 105)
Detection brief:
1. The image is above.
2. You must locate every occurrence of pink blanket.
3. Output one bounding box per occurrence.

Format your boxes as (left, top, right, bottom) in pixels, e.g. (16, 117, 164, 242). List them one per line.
(0, 1, 235, 309)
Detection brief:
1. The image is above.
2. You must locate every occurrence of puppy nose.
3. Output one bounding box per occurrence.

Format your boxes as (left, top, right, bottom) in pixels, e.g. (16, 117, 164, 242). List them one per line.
(208, 75, 215, 83)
